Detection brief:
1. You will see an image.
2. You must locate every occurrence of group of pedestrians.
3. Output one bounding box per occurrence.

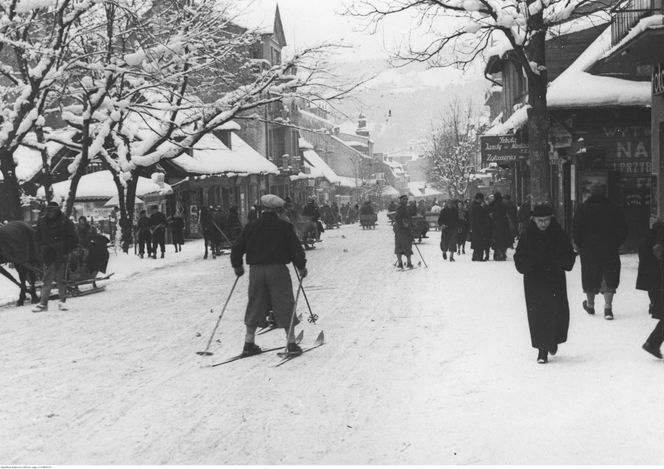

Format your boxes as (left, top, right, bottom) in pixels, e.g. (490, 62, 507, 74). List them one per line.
(469, 192, 517, 262)
(514, 185, 661, 363)
(135, 206, 184, 259)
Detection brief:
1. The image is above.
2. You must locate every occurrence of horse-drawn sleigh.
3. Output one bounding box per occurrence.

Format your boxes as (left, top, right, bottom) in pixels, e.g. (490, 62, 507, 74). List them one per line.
(0, 221, 112, 306)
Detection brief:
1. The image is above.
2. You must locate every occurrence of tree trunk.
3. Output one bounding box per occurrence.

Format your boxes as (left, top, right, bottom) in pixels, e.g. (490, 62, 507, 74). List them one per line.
(526, 9, 550, 206)
(0, 149, 24, 220)
(65, 121, 90, 217)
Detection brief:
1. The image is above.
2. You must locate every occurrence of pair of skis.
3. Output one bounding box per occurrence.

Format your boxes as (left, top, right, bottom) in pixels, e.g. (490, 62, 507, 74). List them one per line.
(204, 330, 324, 368)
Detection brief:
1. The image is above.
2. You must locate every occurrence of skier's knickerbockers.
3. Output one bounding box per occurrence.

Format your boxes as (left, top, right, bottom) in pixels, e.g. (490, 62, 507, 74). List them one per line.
(231, 194, 308, 356)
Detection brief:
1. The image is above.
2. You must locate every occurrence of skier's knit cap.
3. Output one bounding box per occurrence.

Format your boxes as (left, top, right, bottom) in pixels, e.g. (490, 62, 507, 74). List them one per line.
(260, 194, 285, 209)
(46, 201, 60, 210)
(532, 204, 553, 217)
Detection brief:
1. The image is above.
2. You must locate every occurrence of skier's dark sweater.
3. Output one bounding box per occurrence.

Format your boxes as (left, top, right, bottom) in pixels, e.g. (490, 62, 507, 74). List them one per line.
(231, 212, 306, 270)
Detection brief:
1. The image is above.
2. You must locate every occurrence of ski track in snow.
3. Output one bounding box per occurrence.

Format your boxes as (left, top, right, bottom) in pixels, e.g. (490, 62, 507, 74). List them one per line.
(0, 212, 662, 464)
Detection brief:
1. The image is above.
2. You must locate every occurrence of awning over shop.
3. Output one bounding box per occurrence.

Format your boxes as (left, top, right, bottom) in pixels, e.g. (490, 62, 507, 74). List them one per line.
(37, 170, 173, 201)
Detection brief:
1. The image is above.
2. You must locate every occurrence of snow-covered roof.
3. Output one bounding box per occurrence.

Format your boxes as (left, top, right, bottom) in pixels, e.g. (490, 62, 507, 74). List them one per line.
(408, 181, 443, 198)
(381, 185, 400, 197)
(337, 176, 360, 188)
(298, 137, 314, 150)
(485, 23, 651, 136)
(484, 106, 530, 136)
(302, 149, 340, 184)
(37, 170, 173, 201)
(547, 24, 651, 108)
(298, 109, 336, 130)
(168, 132, 278, 176)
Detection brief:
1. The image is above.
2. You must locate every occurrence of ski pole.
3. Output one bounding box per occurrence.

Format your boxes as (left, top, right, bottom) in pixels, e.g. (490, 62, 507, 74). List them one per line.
(286, 274, 304, 346)
(294, 267, 318, 324)
(197, 276, 240, 356)
(410, 231, 429, 269)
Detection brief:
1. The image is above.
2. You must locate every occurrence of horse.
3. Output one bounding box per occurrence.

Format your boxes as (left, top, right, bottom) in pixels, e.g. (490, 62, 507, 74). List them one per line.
(288, 209, 318, 250)
(0, 221, 41, 306)
(200, 207, 225, 259)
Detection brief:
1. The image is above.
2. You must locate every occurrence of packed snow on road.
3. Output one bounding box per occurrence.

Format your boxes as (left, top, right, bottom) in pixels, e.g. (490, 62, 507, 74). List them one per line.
(0, 212, 662, 464)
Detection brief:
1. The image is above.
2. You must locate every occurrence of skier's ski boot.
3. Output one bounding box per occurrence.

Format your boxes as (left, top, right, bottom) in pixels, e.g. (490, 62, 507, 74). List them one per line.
(242, 342, 262, 357)
(604, 308, 614, 320)
(549, 343, 558, 356)
(397, 261, 404, 269)
(32, 304, 48, 313)
(286, 342, 303, 356)
(406, 262, 414, 269)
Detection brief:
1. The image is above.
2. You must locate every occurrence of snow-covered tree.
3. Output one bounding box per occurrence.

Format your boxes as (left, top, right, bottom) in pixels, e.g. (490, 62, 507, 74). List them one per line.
(42, 0, 332, 250)
(426, 97, 484, 199)
(348, 0, 612, 204)
(0, 0, 97, 218)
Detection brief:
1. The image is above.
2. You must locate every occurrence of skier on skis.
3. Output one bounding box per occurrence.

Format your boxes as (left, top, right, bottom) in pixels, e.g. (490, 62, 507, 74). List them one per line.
(393, 195, 414, 269)
(231, 194, 308, 357)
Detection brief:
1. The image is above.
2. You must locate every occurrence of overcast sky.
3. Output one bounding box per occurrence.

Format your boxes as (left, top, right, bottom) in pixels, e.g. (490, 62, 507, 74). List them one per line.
(239, 0, 430, 62)
(236, 0, 484, 93)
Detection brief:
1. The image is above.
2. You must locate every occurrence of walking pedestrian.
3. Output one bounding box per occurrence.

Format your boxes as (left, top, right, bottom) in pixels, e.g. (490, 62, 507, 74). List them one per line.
(572, 185, 628, 320)
(488, 192, 512, 261)
(393, 195, 414, 269)
(168, 211, 185, 252)
(231, 194, 307, 356)
(438, 199, 459, 261)
(636, 222, 664, 359)
(149, 205, 168, 259)
(32, 201, 78, 312)
(514, 204, 576, 364)
(457, 200, 469, 255)
(470, 193, 489, 261)
(136, 210, 151, 258)
(517, 195, 532, 237)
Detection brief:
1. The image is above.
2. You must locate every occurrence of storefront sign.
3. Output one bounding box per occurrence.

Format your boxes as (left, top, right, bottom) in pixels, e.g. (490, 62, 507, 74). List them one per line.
(480, 135, 529, 164)
(653, 63, 664, 96)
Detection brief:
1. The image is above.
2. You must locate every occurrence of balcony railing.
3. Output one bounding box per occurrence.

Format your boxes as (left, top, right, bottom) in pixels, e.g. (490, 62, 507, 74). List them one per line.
(611, 0, 664, 46)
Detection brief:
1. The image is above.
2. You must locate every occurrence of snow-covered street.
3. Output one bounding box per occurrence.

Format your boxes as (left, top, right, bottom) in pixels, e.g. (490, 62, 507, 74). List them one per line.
(1, 212, 662, 464)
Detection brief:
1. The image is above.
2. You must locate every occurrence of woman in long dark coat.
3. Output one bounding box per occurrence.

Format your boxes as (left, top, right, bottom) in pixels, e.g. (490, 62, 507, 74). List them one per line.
(438, 199, 458, 261)
(636, 222, 664, 359)
(514, 204, 577, 364)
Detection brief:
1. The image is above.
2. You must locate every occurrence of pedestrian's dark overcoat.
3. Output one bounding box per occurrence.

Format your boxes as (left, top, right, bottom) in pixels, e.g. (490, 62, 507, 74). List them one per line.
(469, 200, 489, 250)
(514, 218, 576, 349)
(637, 223, 664, 320)
(488, 196, 513, 249)
(572, 195, 628, 293)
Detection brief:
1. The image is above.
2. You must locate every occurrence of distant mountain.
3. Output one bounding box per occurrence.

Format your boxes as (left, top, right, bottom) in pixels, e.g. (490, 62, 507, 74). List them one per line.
(328, 60, 490, 155)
